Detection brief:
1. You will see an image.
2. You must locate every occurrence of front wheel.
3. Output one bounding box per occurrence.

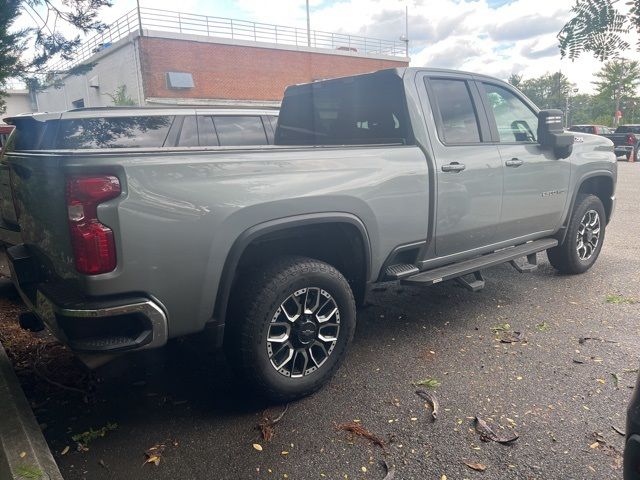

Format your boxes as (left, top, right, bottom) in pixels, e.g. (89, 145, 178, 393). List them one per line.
(547, 194, 606, 274)
(226, 256, 356, 402)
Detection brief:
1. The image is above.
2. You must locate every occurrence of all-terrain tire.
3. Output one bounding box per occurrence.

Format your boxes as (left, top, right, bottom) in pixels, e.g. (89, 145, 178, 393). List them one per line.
(547, 194, 606, 274)
(226, 256, 356, 402)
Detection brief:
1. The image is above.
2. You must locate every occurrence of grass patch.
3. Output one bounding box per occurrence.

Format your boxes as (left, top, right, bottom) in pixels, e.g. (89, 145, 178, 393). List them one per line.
(15, 464, 43, 479)
(535, 321, 550, 332)
(72, 422, 118, 446)
(414, 378, 441, 388)
(490, 322, 511, 332)
(606, 294, 638, 304)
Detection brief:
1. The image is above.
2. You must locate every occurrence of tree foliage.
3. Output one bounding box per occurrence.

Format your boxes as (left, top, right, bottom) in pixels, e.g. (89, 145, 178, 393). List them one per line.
(509, 62, 640, 126)
(512, 72, 575, 110)
(558, 0, 640, 60)
(0, 0, 111, 112)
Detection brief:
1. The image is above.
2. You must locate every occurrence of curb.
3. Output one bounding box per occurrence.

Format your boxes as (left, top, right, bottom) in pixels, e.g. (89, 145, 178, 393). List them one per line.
(0, 340, 63, 480)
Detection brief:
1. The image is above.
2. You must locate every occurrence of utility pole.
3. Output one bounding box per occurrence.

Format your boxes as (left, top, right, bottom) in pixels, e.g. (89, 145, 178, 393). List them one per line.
(306, 0, 311, 47)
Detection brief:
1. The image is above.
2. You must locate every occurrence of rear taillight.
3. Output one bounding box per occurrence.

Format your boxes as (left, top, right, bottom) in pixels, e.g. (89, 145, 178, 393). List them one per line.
(66, 175, 120, 275)
(627, 133, 636, 145)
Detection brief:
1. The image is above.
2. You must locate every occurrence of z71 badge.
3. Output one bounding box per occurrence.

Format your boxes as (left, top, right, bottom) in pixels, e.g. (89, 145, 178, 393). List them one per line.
(541, 189, 567, 197)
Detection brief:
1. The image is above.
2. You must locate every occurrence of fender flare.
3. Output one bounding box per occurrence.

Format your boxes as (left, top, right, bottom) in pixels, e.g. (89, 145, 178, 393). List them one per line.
(556, 170, 615, 245)
(212, 212, 372, 331)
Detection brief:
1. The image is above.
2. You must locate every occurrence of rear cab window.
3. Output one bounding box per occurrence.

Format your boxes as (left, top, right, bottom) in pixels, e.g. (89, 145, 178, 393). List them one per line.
(276, 71, 413, 146)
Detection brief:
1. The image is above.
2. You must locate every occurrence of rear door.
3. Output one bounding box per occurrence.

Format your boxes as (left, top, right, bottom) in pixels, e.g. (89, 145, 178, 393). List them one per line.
(477, 81, 571, 241)
(420, 73, 503, 258)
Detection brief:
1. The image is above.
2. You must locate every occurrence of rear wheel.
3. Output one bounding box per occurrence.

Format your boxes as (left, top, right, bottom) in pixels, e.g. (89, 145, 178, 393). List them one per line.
(227, 256, 356, 402)
(547, 194, 606, 274)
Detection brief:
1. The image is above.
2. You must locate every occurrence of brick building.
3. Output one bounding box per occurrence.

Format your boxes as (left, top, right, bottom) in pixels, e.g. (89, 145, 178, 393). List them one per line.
(36, 8, 409, 111)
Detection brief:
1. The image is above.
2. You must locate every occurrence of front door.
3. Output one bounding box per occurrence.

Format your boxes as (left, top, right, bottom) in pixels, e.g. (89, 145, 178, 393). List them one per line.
(478, 82, 571, 242)
(423, 75, 503, 258)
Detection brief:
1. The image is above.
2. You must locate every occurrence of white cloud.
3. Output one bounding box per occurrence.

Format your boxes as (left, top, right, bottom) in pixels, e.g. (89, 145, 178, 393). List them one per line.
(13, 0, 640, 94)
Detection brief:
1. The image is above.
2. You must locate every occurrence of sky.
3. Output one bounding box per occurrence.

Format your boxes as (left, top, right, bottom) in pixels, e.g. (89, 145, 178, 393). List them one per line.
(20, 0, 640, 93)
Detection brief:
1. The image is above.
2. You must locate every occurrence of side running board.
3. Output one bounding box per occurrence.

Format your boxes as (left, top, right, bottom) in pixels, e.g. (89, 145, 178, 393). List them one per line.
(401, 238, 558, 287)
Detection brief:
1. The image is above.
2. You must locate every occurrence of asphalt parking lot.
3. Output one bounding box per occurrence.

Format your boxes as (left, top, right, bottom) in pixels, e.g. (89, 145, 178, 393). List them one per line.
(1, 162, 638, 480)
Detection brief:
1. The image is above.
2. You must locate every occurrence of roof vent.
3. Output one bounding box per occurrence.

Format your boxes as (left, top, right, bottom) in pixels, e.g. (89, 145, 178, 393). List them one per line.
(166, 72, 194, 89)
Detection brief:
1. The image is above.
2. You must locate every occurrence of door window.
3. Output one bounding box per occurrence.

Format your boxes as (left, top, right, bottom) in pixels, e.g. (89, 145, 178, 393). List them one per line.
(429, 78, 481, 144)
(483, 83, 538, 143)
(55, 116, 174, 148)
(177, 116, 199, 147)
(197, 116, 218, 146)
(213, 116, 267, 146)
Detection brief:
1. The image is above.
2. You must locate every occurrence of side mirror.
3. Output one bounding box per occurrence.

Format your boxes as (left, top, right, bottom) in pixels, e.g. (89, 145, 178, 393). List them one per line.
(537, 109, 574, 159)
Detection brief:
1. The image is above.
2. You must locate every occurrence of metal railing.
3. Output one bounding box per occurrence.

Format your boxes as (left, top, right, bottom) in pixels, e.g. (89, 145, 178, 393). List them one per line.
(46, 7, 406, 73)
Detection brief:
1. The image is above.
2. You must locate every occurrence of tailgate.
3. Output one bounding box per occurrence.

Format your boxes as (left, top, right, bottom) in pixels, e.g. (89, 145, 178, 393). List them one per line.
(0, 163, 22, 245)
(7, 153, 77, 279)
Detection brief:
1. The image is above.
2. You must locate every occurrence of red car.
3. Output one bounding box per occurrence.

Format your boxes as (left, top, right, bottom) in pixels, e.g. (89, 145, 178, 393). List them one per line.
(0, 125, 14, 153)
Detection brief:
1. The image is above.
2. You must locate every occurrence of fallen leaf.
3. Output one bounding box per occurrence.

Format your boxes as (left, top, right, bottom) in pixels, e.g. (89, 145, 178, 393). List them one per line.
(464, 462, 487, 472)
(612, 426, 625, 436)
(382, 460, 395, 480)
(474, 416, 519, 444)
(144, 455, 161, 466)
(415, 389, 439, 420)
(252, 443, 263, 452)
(61, 446, 70, 455)
(499, 331, 524, 343)
(589, 442, 600, 449)
(490, 323, 511, 332)
(143, 443, 167, 466)
(612, 373, 621, 388)
(19, 452, 26, 458)
(336, 422, 384, 448)
(258, 404, 290, 442)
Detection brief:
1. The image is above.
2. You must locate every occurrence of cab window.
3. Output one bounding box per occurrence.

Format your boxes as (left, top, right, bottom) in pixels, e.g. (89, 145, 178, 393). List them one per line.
(483, 83, 538, 143)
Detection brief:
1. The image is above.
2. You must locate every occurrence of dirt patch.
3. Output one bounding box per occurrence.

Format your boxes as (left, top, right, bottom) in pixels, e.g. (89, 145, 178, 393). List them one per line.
(0, 290, 93, 404)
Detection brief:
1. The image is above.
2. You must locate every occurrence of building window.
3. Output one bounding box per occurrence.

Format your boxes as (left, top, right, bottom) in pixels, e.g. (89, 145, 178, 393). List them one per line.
(166, 72, 194, 89)
(71, 99, 85, 108)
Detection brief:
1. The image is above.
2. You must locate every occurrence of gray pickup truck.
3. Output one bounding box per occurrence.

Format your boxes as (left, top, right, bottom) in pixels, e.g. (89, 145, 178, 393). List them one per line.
(2, 68, 616, 401)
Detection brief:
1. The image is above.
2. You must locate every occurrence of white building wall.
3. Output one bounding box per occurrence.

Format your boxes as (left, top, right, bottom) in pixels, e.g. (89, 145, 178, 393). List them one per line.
(36, 38, 143, 111)
(2, 90, 33, 121)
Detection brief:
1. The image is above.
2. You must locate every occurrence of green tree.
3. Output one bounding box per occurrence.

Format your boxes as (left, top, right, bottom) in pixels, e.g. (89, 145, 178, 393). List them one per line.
(507, 73, 523, 89)
(0, 0, 111, 112)
(558, 0, 640, 60)
(592, 59, 640, 125)
(517, 72, 574, 110)
(105, 85, 135, 106)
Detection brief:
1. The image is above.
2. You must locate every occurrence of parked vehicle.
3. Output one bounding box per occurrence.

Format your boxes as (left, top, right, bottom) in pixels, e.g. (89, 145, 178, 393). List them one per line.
(0, 125, 13, 151)
(2, 68, 617, 401)
(625, 372, 640, 479)
(601, 125, 640, 161)
(0, 107, 278, 246)
(568, 124, 614, 135)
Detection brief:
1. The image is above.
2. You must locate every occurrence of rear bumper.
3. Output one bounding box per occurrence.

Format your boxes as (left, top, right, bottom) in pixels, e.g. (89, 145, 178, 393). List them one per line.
(7, 244, 168, 353)
(615, 145, 634, 155)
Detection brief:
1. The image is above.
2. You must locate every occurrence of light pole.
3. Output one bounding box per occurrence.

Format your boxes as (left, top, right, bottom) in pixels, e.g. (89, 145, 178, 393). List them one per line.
(400, 5, 409, 57)
(306, 0, 311, 47)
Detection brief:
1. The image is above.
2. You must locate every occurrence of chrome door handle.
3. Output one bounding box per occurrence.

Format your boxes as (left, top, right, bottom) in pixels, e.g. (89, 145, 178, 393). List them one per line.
(505, 158, 524, 167)
(441, 162, 466, 173)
